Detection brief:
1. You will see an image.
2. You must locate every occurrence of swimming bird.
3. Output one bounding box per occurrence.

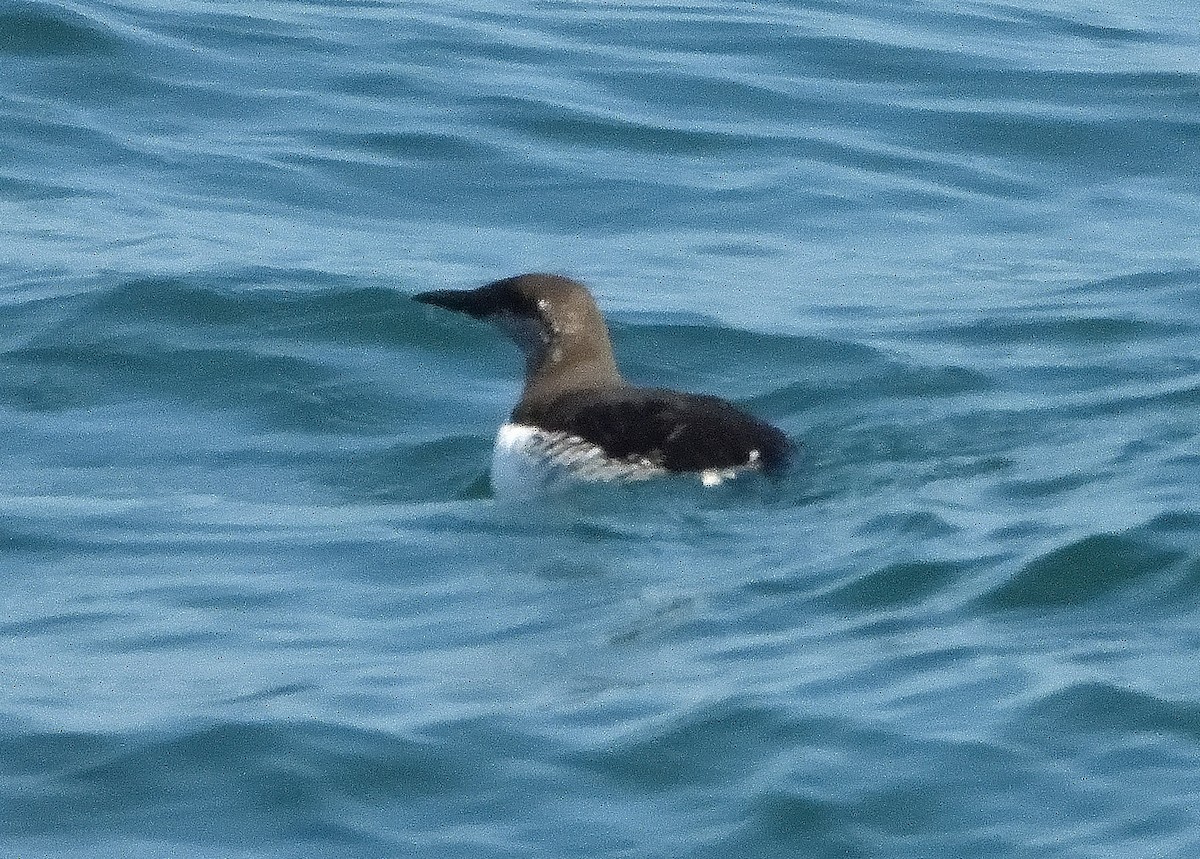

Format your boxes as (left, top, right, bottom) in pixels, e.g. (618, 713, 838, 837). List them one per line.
(415, 273, 792, 496)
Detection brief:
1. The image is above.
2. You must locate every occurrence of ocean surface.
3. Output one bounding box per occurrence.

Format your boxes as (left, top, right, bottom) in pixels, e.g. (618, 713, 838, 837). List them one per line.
(2, 0, 1200, 856)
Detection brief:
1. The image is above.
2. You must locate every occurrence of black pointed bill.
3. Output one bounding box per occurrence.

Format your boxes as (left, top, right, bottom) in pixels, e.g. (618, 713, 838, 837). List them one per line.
(413, 287, 490, 318)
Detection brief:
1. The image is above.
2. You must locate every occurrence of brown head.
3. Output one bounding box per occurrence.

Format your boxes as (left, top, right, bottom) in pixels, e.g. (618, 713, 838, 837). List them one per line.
(415, 273, 624, 404)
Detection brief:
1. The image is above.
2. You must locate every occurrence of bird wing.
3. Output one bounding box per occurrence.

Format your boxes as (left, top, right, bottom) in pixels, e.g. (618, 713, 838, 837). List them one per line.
(515, 388, 792, 476)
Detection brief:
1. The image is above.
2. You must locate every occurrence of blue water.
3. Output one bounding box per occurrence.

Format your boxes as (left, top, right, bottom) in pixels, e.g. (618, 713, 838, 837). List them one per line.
(3, 1, 1200, 856)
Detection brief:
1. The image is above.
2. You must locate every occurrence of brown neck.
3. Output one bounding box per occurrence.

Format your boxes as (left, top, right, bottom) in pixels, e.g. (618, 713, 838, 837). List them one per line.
(515, 327, 623, 412)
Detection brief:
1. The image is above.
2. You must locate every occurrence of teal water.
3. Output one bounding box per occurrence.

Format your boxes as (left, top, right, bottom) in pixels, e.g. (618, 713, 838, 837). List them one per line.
(3, 1, 1200, 857)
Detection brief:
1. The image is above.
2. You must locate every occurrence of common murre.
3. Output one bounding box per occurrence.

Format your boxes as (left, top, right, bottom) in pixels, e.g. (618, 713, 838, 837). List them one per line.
(415, 273, 793, 496)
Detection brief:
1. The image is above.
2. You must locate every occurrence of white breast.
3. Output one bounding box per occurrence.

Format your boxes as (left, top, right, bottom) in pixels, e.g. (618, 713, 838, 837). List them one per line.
(490, 424, 555, 498)
(490, 423, 666, 498)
